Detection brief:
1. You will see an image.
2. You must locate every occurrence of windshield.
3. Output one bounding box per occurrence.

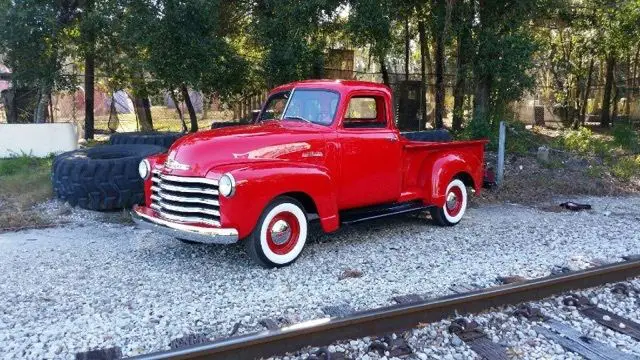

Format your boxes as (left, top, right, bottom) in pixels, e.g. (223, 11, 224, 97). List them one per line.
(259, 89, 339, 126)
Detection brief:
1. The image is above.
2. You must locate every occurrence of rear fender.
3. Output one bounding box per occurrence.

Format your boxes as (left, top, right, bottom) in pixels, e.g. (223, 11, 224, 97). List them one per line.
(421, 154, 477, 208)
(213, 162, 339, 239)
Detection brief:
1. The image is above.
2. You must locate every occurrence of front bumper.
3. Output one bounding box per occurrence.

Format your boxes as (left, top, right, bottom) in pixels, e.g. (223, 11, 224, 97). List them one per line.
(131, 205, 239, 244)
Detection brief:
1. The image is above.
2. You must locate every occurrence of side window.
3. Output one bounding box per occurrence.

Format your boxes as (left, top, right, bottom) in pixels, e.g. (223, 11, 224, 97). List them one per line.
(259, 92, 290, 121)
(343, 96, 386, 128)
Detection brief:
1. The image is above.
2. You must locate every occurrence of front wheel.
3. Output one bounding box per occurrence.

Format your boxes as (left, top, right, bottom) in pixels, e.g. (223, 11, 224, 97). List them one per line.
(430, 178, 468, 226)
(245, 197, 308, 268)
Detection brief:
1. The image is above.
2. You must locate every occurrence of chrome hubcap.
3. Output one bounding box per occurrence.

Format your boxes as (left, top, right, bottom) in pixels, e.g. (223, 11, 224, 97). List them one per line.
(270, 219, 291, 245)
(446, 192, 458, 209)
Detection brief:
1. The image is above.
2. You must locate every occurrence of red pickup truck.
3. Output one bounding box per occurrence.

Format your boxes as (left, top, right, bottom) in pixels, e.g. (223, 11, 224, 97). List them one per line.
(132, 80, 487, 267)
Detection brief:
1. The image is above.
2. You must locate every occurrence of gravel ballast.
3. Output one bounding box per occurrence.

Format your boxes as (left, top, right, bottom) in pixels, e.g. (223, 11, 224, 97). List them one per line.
(275, 278, 640, 360)
(0, 196, 639, 359)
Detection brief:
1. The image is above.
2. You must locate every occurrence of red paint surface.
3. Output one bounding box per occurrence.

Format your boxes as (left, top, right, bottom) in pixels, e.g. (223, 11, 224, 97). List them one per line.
(138, 80, 487, 240)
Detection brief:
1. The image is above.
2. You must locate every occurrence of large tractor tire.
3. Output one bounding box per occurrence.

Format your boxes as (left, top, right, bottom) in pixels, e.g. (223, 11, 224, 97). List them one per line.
(109, 132, 183, 149)
(52, 144, 165, 211)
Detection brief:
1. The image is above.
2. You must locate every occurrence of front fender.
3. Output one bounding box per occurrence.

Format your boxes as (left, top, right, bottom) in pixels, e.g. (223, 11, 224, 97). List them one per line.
(212, 162, 339, 239)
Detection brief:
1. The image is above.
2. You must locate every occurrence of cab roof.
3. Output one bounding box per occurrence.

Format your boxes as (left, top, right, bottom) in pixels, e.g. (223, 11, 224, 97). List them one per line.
(270, 79, 392, 96)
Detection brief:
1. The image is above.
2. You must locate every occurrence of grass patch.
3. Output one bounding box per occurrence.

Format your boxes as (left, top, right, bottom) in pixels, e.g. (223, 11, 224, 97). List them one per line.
(0, 155, 53, 230)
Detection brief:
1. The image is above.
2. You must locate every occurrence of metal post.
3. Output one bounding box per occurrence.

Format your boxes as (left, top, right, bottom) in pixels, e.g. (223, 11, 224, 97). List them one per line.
(497, 121, 505, 186)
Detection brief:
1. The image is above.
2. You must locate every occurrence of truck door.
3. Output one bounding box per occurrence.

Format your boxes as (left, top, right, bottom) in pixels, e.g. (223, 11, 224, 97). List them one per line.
(336, 92, 403, 209)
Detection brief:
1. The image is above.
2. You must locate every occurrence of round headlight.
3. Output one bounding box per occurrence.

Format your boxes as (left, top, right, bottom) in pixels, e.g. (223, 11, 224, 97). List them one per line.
(138, 159, 151, 180)
(219, 173, 236, 197)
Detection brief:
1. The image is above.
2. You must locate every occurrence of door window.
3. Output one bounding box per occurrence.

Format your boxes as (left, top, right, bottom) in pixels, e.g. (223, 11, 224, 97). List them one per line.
(343, 96, 386, 128)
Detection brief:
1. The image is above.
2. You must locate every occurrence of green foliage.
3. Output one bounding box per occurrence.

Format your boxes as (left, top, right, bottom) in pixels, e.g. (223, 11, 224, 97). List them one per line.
(0, 154, 52, 177)
(0, 0, 78, 89)
(562, 127, 623, 158)
(610, 156, 640, 181)
(563, 127, 595, 154)
(147, 0, 249, 99)
(462, 117, 493, 142)
(612, 124, 639, 151)
(252, 0, 343, 87)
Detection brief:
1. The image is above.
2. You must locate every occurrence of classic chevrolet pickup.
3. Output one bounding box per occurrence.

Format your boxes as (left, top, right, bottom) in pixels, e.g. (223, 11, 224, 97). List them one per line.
(132, 80, 487, 267)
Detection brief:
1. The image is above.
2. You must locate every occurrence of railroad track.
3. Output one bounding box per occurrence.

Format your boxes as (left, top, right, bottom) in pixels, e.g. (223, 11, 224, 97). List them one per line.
(76, 257, 640, 360)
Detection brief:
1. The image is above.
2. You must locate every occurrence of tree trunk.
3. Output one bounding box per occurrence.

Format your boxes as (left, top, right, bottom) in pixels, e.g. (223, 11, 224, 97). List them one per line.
(83, 0, 95, 139)
(379, 55, 390, 86)
(181, 84, 198, 132)
(452, 40, 464, 131)
(84, 51, 95, 139)
(452, 24, 470, 132)
(611, 83, 619, 125)
(134, 96, 153, 131)
(577, 57, 594, 128)
(600, 53, 616, 128)
(432, 0, 451, 129)
(632, 45, 639, 98)
(473, 75, 491, 123)
(34, 82, 51, 123)
(170, 90, 188, 133)
(625, 51, 631, 119)
(434, 31, 445, 129)
(1, 88, 17, 123)
(418, 20, 428, 130)
(404, 17, 410, 82)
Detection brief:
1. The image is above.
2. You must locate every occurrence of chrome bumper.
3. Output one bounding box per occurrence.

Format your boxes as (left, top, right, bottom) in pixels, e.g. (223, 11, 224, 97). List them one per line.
(131, 206, 239, 244)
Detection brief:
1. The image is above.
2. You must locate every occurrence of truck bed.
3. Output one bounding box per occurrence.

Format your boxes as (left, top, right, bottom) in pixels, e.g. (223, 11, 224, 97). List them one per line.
(401, 129, 452, 142)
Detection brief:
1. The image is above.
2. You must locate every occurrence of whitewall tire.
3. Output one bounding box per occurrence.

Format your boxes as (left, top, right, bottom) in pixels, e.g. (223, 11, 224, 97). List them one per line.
(430, 178, 468, 226)
(246, 197, 308, 268)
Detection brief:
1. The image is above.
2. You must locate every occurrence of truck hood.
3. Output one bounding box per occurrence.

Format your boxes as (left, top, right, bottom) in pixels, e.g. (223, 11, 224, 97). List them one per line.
(164, 121, 327, 176)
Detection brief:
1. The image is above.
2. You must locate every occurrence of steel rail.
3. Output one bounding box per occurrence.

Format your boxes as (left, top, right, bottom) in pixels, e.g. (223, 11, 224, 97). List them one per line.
(128, 259, 640, 360)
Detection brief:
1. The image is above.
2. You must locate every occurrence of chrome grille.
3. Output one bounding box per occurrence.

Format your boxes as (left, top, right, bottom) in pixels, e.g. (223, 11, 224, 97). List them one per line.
(150, 169, 221, 226)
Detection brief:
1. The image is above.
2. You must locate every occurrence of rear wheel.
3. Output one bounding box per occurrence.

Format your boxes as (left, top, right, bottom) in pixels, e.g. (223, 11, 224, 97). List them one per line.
(430, 178, 468, 226)
(245, 197, 308, 268)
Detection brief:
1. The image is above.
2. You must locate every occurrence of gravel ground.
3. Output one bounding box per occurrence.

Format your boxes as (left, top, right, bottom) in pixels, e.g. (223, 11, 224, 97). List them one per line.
(0, 196, 639, 359)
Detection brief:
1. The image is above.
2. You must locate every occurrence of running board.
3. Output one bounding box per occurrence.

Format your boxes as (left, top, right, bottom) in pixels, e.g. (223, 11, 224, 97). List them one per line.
(340, 201, 432, 225)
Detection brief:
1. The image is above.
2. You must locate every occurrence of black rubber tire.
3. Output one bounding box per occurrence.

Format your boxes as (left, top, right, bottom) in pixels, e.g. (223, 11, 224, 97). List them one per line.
(430, 178, 468, 227)
(109, 132, 184, 149)
(52, 144, 165, 211)
(245, 196, 307, 268)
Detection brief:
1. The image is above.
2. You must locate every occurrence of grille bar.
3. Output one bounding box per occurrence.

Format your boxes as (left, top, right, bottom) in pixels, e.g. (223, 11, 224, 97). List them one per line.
(156, 200, 220, 217)
(160, 173, 219, 186)
(154, 191, 220, 206)
(153, 183, 219, 196)
(150, 204, 221, 226)
(150, 171, 221, 226)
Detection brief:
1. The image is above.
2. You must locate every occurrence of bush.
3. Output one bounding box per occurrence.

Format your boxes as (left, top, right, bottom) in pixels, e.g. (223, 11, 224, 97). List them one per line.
(563, 127, 593, 154)
(610, 155, 640, 180)
(612, 124, 639, 150)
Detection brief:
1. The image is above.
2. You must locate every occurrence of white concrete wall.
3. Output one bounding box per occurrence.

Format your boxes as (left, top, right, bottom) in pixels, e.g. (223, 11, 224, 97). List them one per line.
(0, 123, 78, 158)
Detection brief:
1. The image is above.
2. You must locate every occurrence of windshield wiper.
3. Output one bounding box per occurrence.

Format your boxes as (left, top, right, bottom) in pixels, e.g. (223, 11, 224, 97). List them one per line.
(283, 115, 313, 124)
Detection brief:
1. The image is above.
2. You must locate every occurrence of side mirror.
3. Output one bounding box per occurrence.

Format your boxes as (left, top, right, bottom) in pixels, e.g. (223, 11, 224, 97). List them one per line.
(251, 109, 260, 123)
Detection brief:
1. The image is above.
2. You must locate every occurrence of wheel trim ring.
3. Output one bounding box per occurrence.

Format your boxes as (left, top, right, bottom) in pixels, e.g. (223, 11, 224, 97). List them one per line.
(445, 185, 464, 217)
(265, 212, 300, 255)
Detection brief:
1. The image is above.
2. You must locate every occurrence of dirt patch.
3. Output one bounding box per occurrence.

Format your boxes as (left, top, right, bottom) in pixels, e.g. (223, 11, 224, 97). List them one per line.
(476, 151, 640, 205)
